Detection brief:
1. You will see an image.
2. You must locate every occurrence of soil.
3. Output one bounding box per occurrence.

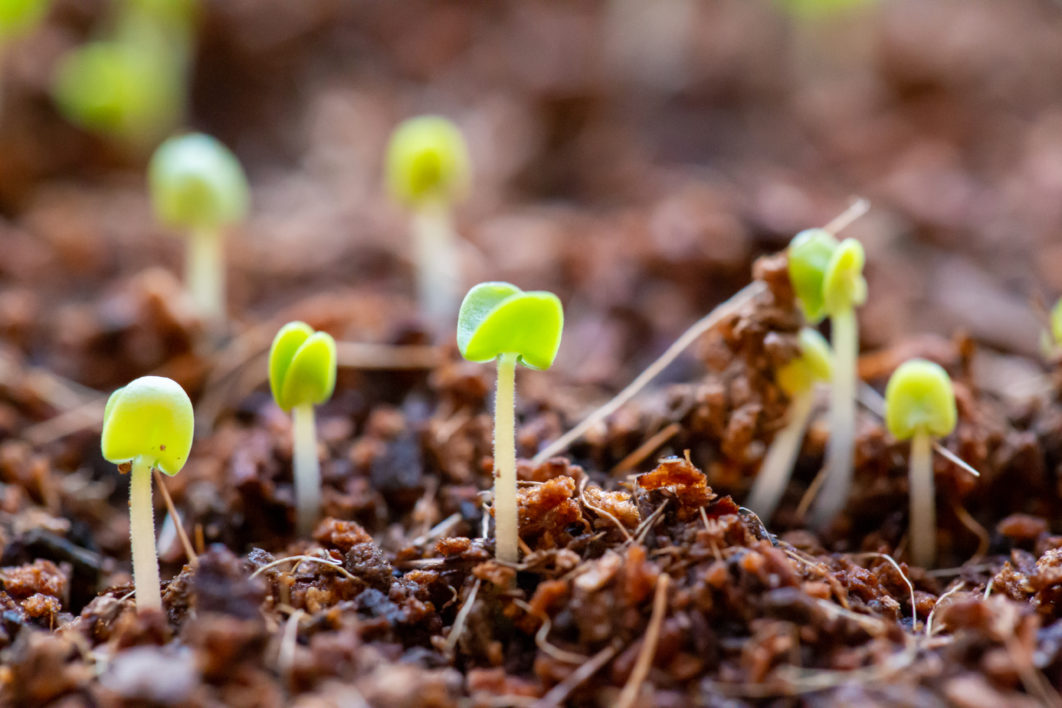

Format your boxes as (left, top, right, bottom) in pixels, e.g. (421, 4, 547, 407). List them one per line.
(3, 0, 1062, 706)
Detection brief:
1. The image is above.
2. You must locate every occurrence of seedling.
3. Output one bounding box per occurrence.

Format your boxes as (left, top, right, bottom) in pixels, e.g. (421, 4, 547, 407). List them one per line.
(884, 359, 957, 568)
(0, 0, 49, 42)
(101, 375, 194, 613)
(790, 231, 868, 530)
(386, 115, 471, 326)
(747, 327, 832, 519)
(269, 321, 337, 536)
(457, 282, 563, 563)
(148, 132, 250, 324)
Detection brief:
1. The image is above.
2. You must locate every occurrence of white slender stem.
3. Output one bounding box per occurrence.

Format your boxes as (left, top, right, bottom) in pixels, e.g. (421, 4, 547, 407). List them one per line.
(809, 307, 858, 529)
(185, 227, 225, 324)
(909, 431, 936, 568)
(412, 205, 460, 326)
(292, 403, 321, 536)
(129, 456, 161, 613)
(493, 352, 519, 563)
(747, 390, 817, 520)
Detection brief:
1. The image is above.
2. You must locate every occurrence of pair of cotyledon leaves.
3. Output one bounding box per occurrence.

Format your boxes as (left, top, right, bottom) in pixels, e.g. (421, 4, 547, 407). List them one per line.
(787, 228, 867, 324)
(457, 282, 563, 370)
(268, 322, 337, 413)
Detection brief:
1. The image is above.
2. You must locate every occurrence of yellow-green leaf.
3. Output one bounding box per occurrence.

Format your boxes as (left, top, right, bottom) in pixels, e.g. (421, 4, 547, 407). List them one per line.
(457, 282, 563, 370)
(268, 321, 336, 411)
(101, 376, 194, 476)
(884, 359, 957, 440)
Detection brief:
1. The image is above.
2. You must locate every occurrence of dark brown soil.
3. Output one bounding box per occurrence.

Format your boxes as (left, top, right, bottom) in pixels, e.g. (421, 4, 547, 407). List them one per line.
(3, 0, 1062, 706)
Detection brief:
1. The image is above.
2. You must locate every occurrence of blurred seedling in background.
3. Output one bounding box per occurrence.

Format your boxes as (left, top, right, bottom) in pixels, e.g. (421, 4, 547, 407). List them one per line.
(0, 0, 50, 112)
(457, 282, 563, 563)
(746, 327, 831, 520)
(269, 322, 337, 536)
(885, 359, 957, 568)
(1037, 296, 1062, 359)
(386, 115, 471, 328)
(806, 236, 867, 529)
(149, 132, 250, 327)
(51, 0, 196, 147)
(101, 375, 193, 613)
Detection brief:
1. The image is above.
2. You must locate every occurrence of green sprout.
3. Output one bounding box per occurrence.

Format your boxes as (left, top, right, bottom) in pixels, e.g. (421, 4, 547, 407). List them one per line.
(386, 115, 471, 327)
(457, 282, 563, 563)
(747, 327, 832, 520)
(885, 359, 957, 568)
(50, 0, 194, 146)
(0, 0, 49, 41)
(789, 233, 867, 530)
(148, 132, 250, 325)
(269, 321, 337, 536)
(101, 376, 194, 613)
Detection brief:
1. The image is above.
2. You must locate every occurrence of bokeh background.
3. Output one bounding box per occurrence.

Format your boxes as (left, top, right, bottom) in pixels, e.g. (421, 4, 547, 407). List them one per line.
(2, 0, 1061, 392)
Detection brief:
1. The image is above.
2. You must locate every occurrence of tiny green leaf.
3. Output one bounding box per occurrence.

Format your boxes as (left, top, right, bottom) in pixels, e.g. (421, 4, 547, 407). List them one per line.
(787, 228, 839, 324)
(149, 132, 250, 231)
(457, 282, 563, 370)
(386, 115, 470, 209)
(101, 376, 194, 476)
(822, 238, 867, 316)
(268, 321, 337, 412)
(776, 327, 833, 395)
(884, 359, 957, 440)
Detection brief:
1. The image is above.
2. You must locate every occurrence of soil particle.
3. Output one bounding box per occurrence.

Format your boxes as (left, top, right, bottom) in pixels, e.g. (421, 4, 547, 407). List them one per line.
(517, 476, 582, 550)
(314, 517, 373, 553)
(638, 455, 715, 515)
(344, 542, 395, 592)
(194, 546, 266, 620)
(3, 630, 91, 705)
(98, 645, 199, 705)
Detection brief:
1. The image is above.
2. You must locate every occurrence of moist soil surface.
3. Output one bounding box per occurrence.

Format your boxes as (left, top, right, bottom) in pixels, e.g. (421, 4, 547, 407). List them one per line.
(3, 1, 1062, 706)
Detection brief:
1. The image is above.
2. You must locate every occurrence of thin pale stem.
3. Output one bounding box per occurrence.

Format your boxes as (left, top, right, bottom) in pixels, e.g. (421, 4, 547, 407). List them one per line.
(909, 431, 936, 568)
(493, 352, 519, 563)
(747, 389, 817, 520)
(129, 457, 161, 612)
(412, 205, 460, 326)
(186, 227, 225, 324)
(809, 307, 858, 529)
(292, 403, 321, 536)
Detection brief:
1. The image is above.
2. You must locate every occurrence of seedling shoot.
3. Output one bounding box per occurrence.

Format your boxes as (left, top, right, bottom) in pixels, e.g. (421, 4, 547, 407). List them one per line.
(386, 115, 471, 326)
(148, 132, 250, 325)
(747, 327, 832, 520)
(885, 359, 957, 568)
(457, 282, 563, 563)
(268, 321, 337, 536)
(789, 230, 868, 530)
(100, 375, 194, 613)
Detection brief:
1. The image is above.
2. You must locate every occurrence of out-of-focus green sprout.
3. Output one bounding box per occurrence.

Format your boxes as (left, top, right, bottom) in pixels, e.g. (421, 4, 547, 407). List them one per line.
(0, 0, 50, 41)
(885, 359, 957, 568)
(457, 282, 563, 563)
(386, 115, 471, 326)
(790, 231, 868, 530)
(51, 0, 195, 147)
(101, 376, 193, 613)
(775, 0, 874, 19)
(148, 132, 250, 325)
(269, 321, 337, 536)
(747, 327, 832, 520)
(1040, 297, 1062, 358)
